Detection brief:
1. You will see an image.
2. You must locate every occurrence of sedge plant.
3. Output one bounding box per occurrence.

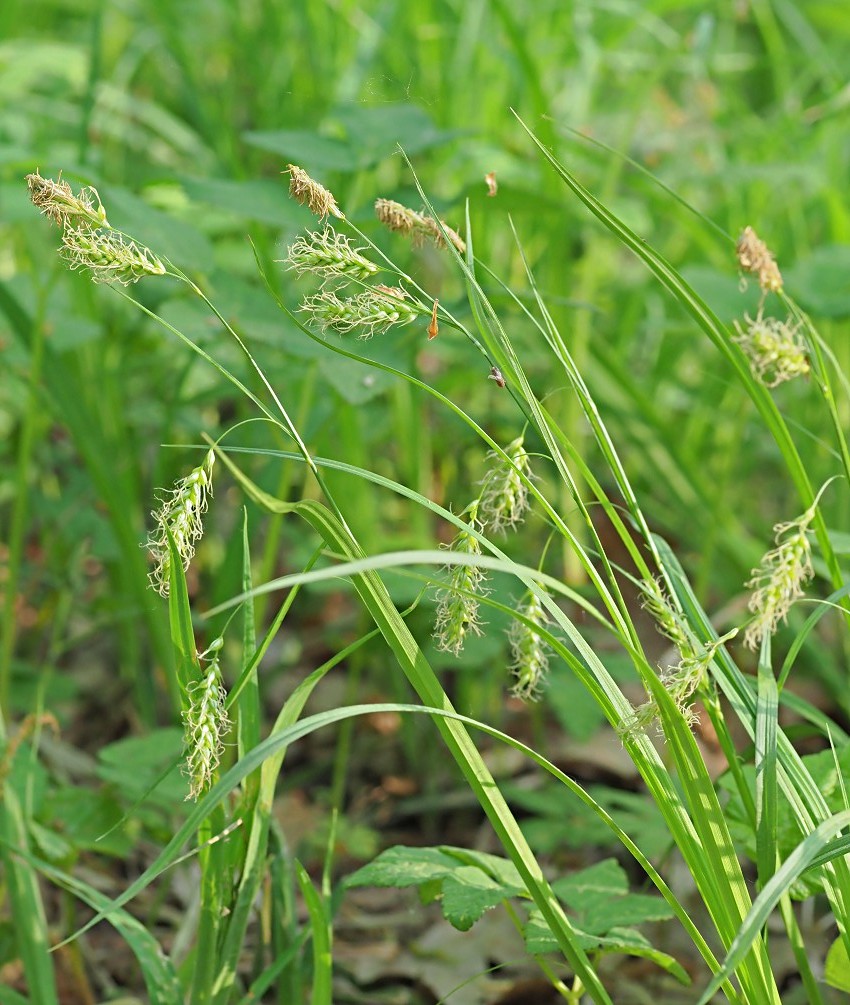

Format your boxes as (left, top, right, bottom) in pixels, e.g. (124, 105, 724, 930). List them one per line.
(12, 136, 850, 1005)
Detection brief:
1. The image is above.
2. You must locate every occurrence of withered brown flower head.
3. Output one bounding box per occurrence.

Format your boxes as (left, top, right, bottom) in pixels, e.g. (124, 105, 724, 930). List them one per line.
(287, 164, 344, 221)
(736, 226, 783, 293)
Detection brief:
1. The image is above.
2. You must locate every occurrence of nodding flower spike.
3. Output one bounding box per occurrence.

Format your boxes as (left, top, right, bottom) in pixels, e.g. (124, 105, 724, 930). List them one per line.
(146, 450, 216, 597)
(26, 171, 109, 229)
(374, 197, 466, 254)
(287, 164, 345, 221)
(736, 226, 783, 293)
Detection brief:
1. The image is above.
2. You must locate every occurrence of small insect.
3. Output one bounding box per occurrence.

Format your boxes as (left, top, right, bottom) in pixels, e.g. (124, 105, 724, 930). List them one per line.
(488, 365, 506, 388)
(484, 172, 498, 197)
(427, 299, 439, 340)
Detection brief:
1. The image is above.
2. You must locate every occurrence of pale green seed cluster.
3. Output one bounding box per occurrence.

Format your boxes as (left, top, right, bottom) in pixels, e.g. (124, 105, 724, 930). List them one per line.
(300, 288, 418, 339)
(284, 165, 432, 338)
(744, 504, 817, 650)
(146, 450, 216, 597)
(286, 228, 379, 283)
(620, 619, 737, 740)
(620, 578, 704, 738)
(183, 638, 230, 800)
(433, 436, 546, 699)
(732, 310, 809, 387)
(731, 226, 810, 388)
(61, 226, 166, 285)
(508, 589, 551, 701)
(479, 437, 532, 533)
(433, 505, 488, 657)
(25, 171, 165, 285)
(639, 576, 691, 654)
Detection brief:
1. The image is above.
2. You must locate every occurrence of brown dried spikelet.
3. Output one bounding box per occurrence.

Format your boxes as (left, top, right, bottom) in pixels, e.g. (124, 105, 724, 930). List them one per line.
(375, 198, 466, 254)
(736, 226, 783, 293)
(287, 164, 345, 221)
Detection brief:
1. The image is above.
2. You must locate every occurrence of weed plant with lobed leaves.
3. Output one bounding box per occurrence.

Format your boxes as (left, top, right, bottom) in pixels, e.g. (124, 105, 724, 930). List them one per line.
(8, 127, 850, 1004)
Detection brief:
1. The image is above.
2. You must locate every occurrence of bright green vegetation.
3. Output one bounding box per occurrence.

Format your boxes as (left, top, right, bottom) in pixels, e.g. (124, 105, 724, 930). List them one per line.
(3, 3, 850, 1003)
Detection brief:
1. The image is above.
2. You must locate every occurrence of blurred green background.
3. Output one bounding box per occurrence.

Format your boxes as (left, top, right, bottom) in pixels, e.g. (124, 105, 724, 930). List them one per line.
(3, 0, 850, 734)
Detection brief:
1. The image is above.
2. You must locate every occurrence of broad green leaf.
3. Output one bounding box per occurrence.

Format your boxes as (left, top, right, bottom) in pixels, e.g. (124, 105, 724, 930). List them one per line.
(524, 914, 690, 986)
(243, 130, 357, 171)
(552, 859, 628, 904)
(785, 245, 850, 317)
(442, 847, 525, 890)
(346, 846, 460, 888)
(97, 729, 186, 806)
(825, 936, 850, 992)
(178, 175, 304, 226)
(441, 867, 517, 931)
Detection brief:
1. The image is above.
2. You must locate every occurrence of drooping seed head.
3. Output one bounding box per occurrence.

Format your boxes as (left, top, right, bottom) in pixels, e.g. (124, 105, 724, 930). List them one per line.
(479, 436, 533, 533)
(736, 226, 783, 293)
(26, 171, 109, 229)
(433, 506, 489, 656)
(375, 197, 466, 254)
(744, 507, 816, 650)
(287, 164, 344, 220)
(146, 450, 216, 596)
(300, 287, 418, 338)
(61, 226, 166, 285)
(508, 588, 551, 701)
(183, 658, 230, 800)
(732, 310, 809, 387)
(285, 227, 378, 283)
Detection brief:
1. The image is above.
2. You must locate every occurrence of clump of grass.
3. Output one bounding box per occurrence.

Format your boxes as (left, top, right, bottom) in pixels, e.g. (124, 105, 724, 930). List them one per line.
(20, 142, 850, 1005)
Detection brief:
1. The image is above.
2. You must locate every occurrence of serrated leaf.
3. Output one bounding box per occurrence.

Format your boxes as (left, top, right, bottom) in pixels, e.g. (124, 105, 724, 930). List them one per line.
(825, 935, 850, 992)
(580, 893, 675, 935)
(524, 910, 596, 954)
(441, 867, 512, 931)
(595, 928, 690, 986)
(438, 846, 526, 890)
(552, 859, 628, 907)
(345, 845, 459, 888)
(524, 915, 689, 985)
